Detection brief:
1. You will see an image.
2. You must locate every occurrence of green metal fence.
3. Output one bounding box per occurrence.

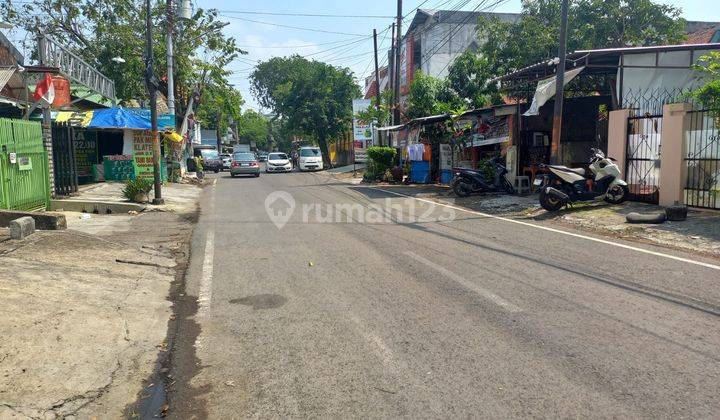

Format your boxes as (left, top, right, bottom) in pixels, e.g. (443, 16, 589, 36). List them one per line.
(0, 118, 51, 211)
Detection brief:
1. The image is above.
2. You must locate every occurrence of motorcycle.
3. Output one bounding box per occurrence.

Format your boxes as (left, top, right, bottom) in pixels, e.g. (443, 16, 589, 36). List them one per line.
(535, 148, 629, 211)
(451, 156, 516, 197)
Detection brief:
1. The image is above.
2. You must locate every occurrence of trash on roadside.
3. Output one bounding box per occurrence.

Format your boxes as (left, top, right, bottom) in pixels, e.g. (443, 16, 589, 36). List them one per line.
(224, 380, 236, 387)
(128, 210, 139, 216)
(308, 261, 314, 267)
(79, 214, 92, 220)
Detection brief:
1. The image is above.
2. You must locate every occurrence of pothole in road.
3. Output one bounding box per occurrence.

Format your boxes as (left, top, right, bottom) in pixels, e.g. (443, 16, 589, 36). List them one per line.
(229, 294, 287, 310)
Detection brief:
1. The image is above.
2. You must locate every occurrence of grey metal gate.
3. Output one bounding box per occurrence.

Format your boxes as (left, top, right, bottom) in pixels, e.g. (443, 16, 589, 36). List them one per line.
(684, 110, 720, 209)
(626, 115, 662, 204)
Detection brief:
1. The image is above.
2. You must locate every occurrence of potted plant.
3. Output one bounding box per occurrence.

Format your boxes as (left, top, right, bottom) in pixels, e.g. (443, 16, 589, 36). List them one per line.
(122, 178, 153, 203)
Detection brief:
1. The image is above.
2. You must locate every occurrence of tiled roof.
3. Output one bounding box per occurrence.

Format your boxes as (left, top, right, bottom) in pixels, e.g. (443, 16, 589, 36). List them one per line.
(685, 25, 720, 44)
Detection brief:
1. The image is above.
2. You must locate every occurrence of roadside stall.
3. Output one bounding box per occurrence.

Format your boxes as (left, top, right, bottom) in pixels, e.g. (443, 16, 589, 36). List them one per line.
(452, 107, 514, 169)
(53, 108, 175, 184)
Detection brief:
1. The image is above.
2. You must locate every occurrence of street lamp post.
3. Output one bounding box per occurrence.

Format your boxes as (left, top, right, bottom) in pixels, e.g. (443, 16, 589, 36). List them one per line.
(145, 0, 164, 204)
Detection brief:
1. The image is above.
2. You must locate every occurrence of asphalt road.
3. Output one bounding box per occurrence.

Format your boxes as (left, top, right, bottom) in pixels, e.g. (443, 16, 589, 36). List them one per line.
(168, 167, 720, 418)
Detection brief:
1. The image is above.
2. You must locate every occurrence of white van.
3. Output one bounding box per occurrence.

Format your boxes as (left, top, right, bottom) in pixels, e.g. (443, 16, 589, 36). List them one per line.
(298, 146, 324, 171)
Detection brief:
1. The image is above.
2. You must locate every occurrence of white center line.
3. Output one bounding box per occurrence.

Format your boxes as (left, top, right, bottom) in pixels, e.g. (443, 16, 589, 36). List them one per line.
(374, 187, 720, 271)
(405, 251, 522, 313)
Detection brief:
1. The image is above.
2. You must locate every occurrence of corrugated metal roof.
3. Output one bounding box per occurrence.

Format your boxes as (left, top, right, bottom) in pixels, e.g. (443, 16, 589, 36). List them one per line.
(0, 66, 15, 92)
(492, 42, 720, 83)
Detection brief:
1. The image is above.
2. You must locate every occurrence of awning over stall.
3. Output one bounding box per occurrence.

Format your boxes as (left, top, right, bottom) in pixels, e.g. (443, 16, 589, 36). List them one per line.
(53, 107, 174, 130)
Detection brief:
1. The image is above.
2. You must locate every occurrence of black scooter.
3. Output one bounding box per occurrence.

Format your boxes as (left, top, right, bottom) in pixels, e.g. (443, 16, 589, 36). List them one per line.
(451, 156, 516, 197)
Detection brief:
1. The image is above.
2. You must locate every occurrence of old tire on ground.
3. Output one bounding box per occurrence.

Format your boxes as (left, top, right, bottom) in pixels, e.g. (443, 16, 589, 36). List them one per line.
(665, 204, 688, 221)
(539, 188, 564, 212)
(626, 212, 667, 224)
(453, 180, 472, 197)
(604, 184, 629, 204)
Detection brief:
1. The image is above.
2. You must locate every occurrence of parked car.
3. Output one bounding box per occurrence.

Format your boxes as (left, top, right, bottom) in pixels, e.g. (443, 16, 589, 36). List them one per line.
(230, 151, 260, 177)
(257, 151, 268, 162)
(193, 146, 222, 173)
(221, 153, 232, 171)
(266, 152, 292, 173)
(298, 146, 324, 171)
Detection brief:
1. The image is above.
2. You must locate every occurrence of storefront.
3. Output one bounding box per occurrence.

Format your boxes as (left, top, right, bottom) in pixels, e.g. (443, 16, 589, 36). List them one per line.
(53, 108, 175, 184)
(452, 107, 515, 170)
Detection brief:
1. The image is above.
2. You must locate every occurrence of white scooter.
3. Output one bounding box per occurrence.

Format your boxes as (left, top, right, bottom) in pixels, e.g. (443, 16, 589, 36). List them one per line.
(536, 148, 629, 211)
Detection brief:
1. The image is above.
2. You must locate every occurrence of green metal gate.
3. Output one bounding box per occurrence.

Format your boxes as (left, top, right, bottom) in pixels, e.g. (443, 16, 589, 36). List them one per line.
(0, 118, 51, 211)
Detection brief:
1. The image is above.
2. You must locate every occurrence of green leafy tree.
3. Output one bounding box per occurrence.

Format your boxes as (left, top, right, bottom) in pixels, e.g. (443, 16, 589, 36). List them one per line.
(448, 0, 686, 104)
(406, 71, 465, 119)
(477, 0, 686, 78)
(355, 90, 392, 129)
(194, 81, 244, 135)
(689, 52, 720, 114)
(447, 51, 499, 108)
(235, 110, 269, 148)
(250, 56, 360, 166)
(406, 71, 444, 119)
(2, 0, 244, 119)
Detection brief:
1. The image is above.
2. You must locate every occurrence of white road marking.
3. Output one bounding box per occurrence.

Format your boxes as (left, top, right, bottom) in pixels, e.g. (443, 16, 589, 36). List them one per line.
(375, 188, 720, 272)
(197, 228, 215, 318)
(349, 316, 395, 368)
(405, 251, 522, 313)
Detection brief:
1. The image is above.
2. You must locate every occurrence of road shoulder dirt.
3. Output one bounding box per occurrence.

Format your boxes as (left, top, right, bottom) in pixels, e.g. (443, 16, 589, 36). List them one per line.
(0, 183, 201, 419)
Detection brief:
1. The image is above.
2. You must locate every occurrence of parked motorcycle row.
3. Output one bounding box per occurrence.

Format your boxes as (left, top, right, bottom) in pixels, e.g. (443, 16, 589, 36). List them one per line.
(450, 148, 629, 212)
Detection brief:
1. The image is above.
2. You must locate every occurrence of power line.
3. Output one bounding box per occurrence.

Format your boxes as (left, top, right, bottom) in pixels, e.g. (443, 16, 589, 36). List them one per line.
(218, 10, 395, 19)
(432, 0, 511, 75)
(235, 38, 368, 49)
(358, 25, 392, 82)
(219, 14, 368, 36)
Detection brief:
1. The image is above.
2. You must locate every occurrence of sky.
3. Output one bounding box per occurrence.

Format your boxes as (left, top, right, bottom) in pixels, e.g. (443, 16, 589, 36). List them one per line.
(4, 0, 718, 111)
(200, 0, 720, 112)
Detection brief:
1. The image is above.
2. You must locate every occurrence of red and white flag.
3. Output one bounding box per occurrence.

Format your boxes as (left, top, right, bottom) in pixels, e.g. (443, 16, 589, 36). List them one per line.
(33, 73, 55, 105)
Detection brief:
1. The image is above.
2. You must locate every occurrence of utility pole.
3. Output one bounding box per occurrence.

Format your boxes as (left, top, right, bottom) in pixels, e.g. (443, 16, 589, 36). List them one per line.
(388, 22, 395, 124)
(393, 0, 402, 125)
(166, 0, 175, 120)
(145, 0, 164, 204)
(373, 29, 380, 111)
(550, 0, 569, 164)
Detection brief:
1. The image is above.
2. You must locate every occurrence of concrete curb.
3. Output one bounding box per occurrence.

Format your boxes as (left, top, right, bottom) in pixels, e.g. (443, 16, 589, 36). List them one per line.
(0, 210, 67, 230)
(50, 199, 146, 214)
(10, 216, 35, 239)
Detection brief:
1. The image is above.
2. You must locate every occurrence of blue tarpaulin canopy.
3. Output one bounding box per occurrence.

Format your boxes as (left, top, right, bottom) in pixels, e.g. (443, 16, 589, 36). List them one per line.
(54, 107, 175, 130)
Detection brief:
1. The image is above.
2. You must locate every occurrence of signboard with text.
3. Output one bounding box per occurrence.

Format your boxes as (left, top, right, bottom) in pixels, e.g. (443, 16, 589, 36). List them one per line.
(132, 131, 166, 181)
(352, 99, 373, 163)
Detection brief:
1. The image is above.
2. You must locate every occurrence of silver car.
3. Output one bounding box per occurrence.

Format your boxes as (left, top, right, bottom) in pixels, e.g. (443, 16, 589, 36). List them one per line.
(230, 152, 260, 177)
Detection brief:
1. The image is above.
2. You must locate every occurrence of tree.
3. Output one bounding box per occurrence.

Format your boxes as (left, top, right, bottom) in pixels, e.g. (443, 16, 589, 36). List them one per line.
(2, 0, 244, 119)
(406, 71, 465, 119)
(355, 90, 393, 129)
(445, 0, 687, 105)
(235, 110, 269, 148)
(194, 81, 244, 135)
(689, 52, 720, 115)
(407, 71, 443, 119)
(250, 56, 360, 166)
(447, 51, 499, 109)
(477, 0, 686, 78)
